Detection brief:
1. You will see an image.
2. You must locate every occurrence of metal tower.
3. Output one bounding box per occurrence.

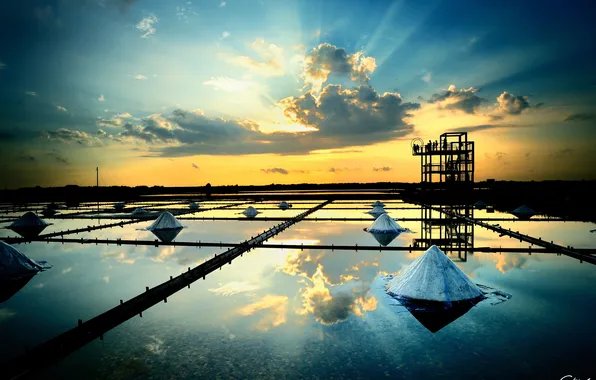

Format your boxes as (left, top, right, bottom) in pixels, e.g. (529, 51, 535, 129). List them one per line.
(411, 132, 475, 184)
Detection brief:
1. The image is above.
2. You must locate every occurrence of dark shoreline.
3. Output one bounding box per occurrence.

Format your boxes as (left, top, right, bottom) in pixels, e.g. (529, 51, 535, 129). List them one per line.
(1, 180, 595, 223)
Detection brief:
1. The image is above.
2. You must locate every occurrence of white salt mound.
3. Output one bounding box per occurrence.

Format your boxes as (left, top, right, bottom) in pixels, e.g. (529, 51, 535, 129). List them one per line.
(387, 245, 483, 302)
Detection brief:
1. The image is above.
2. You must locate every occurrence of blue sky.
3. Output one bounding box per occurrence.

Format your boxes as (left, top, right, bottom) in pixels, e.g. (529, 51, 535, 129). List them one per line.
(0, 0, 595, 188)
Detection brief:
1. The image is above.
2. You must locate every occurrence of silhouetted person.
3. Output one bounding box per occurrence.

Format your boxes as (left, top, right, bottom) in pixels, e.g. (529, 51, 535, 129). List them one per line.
(428, 140, 432, 151)
(442, 140, 447, 150)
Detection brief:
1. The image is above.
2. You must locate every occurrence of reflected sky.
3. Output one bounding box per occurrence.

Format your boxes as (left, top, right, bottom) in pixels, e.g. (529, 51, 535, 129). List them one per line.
(1, 201, 595, 379)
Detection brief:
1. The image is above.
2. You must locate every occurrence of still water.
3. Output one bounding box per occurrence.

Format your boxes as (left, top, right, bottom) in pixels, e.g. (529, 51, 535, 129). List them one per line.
(1, 200, 595, 379)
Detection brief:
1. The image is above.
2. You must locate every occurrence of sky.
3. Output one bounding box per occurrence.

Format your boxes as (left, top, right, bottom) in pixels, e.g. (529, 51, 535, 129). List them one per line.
(0, 0, 595, 188)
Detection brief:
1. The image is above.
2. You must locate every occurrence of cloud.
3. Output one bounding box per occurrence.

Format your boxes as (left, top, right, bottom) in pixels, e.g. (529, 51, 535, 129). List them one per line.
(237, 295, 288, 330)
(56, 105, 67, 112)
(209, 281, 260, 296)
(25, 91, 37, 97)
(422, 72, 432, 83)
(428, 84, 486, 114)
(280, 84, 419, 141)
(261, 168, 289, 175)
(496, 91, 530, 115)
(43, 128, 103, 146)
(448, 124, 506, 133)
(203, 77, 254, 92)
(220, 1, 226, 6)
(221, 31, 230, 39)
(175, 2, 196, 22)
(136, 14, 158, 38)
(302, 43, 376, 93)
(564, 113, 596, 122)
(97, 94, 105, 102)
(97, 112, 134, 128)
(0, 61, 6, 70)
(534, 102, 545, 109)
(47, 150, 70, 164)
(191, 163, 199, 169)
(298, 265, 377, 325)
(230, 38, 285, 77)
(70, 82, 418, 156)
(134, 74, 147, 80)
(373, 166, 392, 172)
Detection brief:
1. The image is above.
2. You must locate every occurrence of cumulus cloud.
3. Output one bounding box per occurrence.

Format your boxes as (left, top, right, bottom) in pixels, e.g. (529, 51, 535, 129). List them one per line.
(56, 105, 67, 112)
(97, 112, 133, 128)
(496, 91, 530, 115)
(280, 84, 418, 141)
(134, 74, 147, 80)
(261, 168, 289, 175)
(564, 113, 596, 122)
(97, 94, 105, 102)
(231, 38, 285, 77)
(373, 166, 392, 172)
(298, 265, 377, 325)
(203, 77, 254, 92)
(43, 128, 103, 146)
(191, 163, 199, 169)
(428, 84, 486, 114)
(136, 14, 158, 38)
(302, 43, 376, 93)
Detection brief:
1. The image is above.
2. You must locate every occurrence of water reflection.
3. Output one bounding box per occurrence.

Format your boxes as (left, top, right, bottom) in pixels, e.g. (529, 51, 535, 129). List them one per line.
(0, 274, 36, 303)
(414, 204, 474, 262)
(399, 298, 479, 333)
(370, 232, 401, 246)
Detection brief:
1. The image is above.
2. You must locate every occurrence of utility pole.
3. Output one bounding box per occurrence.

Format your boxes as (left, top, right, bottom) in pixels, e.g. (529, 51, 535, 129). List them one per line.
(96, 167, 99, 214)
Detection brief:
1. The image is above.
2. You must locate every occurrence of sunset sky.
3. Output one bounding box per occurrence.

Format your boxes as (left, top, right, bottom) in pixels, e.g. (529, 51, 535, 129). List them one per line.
(0, 0, 595, 188)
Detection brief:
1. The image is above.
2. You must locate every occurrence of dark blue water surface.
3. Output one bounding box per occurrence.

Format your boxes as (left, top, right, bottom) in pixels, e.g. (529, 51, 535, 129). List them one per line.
(1, 200, 595, 379)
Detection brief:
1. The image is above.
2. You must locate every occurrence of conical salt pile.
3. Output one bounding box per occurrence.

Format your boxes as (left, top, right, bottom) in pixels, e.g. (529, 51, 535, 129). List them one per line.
(278, 201, 291, 210)
(242, 206, 259, 218)
(387, 245, 484, 303)
(8, 212, 49, 239)
(473, 200, 489, 209)
(189, 202, 199, 210)
(114, 203, 125, 211)
(0, 241, 44, 278)
(366, 214, 404, 233)
(371, 201, 385, 207)
(131, 208, 148, 216)
(367, 206, 387, 219)
(148, 212, 183, 231)
(511, 205, 536, 219)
